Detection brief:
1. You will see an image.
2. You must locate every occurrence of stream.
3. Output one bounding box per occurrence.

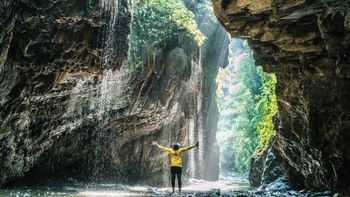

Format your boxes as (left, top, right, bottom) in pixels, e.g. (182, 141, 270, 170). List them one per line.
(0, 178, 250, 197)
(0, 178, 333, 197)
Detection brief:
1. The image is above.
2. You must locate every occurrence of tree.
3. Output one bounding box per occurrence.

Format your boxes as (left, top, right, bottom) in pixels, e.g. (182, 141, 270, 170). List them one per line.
(129, 0, 205, 63)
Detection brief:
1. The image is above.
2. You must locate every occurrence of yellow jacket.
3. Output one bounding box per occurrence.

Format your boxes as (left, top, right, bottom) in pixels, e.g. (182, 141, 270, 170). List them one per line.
(156, 144, 196, 167)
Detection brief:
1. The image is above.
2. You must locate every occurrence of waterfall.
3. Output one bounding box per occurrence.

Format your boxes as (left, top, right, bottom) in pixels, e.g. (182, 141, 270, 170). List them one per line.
(188, 119, 196, 178)
(98, 70, 114, 119)
(99, 0, 119, 27)
(187, 49, 204, 179)
(87, 0, 122, 180)
(196, 48, 205, 179)
(100, 0, 119, 68)
(97, 0, 120, 121)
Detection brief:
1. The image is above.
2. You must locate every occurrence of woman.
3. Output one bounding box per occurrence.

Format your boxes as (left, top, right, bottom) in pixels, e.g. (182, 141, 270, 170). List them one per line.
(152, 141, 199, 194)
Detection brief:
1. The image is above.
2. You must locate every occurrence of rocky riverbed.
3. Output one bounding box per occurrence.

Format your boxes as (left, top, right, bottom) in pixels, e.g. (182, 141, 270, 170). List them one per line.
(0, 179, 339, 197)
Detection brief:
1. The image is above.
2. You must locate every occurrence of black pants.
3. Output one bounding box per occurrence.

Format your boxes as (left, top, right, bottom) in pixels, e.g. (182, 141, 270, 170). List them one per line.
(170, 166, 182, 189)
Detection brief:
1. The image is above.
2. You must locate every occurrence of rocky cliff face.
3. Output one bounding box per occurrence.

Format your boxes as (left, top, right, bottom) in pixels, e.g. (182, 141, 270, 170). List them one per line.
(0, 0, 228, 186)
(0, 0, 131, 185)
(212, 0, 350, 191)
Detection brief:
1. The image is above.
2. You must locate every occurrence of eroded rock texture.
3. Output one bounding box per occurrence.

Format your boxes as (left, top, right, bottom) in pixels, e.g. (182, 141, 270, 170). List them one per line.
(213, 0, 350, 191)
(0, 0, 228, 187)
(0, 0, 130, 186)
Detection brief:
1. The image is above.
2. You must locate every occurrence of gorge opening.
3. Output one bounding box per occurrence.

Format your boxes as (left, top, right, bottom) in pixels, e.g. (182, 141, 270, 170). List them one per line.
(216, 39, 277, 183)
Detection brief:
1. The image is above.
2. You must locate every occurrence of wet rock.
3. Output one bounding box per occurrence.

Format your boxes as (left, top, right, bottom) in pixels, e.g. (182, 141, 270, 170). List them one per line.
(212, 0, 350, 191)
(250, 139, 282, 188)
(221, 193, 231, 197)
(261, 143, 283, 188)
(265, 177, 291, 192)
(0, 0, 229, 187)
(0, 0, 131, 186)
(249, 147, 268, 187)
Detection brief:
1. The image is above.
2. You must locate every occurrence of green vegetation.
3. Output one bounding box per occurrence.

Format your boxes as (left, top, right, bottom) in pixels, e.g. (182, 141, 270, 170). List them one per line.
(254, 70, 277, 156)
(130, 0, 205, 63)
(217, 41, 277, 174)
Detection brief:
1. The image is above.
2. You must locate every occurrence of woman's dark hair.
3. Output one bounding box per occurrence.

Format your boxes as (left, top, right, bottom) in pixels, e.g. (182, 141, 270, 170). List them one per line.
(172, 143, 180, 151)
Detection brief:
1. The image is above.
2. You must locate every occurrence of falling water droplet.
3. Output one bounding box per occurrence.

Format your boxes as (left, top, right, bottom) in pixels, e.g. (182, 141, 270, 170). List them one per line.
(99, 0, 119, 27)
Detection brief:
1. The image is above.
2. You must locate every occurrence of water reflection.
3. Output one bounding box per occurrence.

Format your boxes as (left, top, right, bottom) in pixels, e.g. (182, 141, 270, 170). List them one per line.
(0, 184, 152, 197)
(0, 180, 250, 196)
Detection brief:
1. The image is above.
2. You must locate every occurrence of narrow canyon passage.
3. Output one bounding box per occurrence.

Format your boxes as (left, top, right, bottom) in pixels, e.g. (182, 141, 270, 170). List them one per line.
(1, 0, 350, 196)
(216, 38, 274, 182)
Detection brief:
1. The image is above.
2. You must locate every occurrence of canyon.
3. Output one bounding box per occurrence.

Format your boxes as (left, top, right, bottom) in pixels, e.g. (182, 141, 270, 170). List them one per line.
(0, 0, 228, 187)
(0, 0, 350, 193)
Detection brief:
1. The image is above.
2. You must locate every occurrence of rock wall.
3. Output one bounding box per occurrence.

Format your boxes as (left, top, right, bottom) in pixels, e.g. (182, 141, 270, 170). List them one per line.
(212, 0, 350, 191)
(191, 0, 230, 180)
(0, 0, 130, 186)
(0, 0, 228, 186)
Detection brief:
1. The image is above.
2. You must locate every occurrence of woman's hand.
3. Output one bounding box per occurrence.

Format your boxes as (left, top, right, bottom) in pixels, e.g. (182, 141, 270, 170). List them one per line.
(195, 142, 199, 147)
(152, 141, 158, 146)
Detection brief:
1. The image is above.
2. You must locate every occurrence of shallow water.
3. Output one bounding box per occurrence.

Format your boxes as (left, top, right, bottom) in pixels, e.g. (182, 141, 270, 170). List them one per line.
(0, 184, 151, 197)
(0, 179, 250, 197)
